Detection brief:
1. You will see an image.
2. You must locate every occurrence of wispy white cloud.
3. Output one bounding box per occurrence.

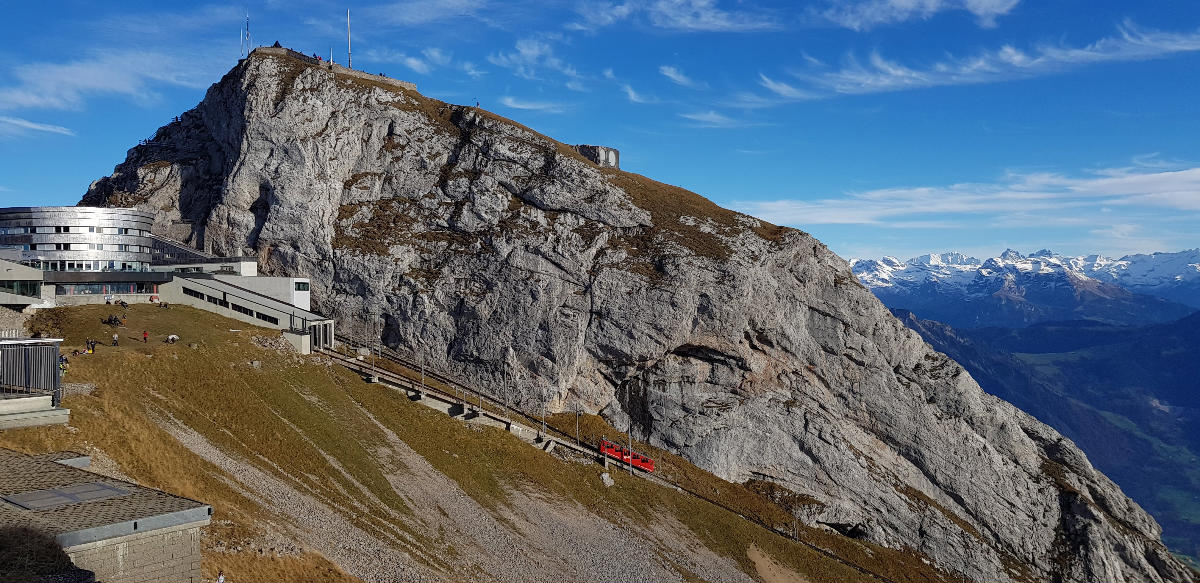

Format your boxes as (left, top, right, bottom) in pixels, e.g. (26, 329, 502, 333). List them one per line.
(678, 110, 738, 127)
(364, 48, 432, 74)
(0, 51, 212, 111)
(365, 0, 487, 26)
(804, 22, 1200, 95)
(571, 0, 777, 32)
(758, 73, 814, 99)
(659, 65, 706, 88)
(499, 96, 566, 113)
(821, 0, 1020, 31)
(461, 61, 485, 78)
(421, 48, 453, 67)
(647, 0, 778, 32)
(734, 165, 1200, 228)
(0, 116, 74, 138)
(488, 38, 579, 80)
(569, 1, 638, 30)
(365, 47, 468, 77)
(94, 5, 240, 38)
(724, 91, 784, 109)
(621, 83, 654, 103)
(801, 52, 826, 67)
(602, 68, 616, 80)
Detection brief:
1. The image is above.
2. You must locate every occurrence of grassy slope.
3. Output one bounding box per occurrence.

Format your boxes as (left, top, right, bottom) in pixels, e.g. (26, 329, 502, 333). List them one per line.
(0, 305, 951, 582)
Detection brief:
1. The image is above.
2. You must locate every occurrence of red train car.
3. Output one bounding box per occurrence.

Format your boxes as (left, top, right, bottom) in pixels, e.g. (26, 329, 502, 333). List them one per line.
(599, 438, 655, 472)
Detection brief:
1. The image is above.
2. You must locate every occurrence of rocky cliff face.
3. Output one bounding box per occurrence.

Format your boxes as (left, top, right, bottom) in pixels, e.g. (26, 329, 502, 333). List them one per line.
(83, 49, 1195, 583)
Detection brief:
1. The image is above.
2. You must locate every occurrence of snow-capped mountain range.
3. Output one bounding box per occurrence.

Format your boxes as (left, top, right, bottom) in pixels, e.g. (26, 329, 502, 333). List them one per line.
(851, 249, 1200, 328)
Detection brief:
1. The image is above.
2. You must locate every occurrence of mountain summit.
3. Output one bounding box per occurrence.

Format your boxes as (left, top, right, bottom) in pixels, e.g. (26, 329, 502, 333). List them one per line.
(83, 47, 1193, 582)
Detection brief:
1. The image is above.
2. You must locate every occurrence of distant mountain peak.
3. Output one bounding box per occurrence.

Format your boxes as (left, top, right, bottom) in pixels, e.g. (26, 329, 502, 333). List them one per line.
(999, 248, 1024, 261)
(852, 248, 1200, 326)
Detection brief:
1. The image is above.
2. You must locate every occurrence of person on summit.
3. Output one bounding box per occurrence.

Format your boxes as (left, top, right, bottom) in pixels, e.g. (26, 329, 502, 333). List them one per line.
(111, 332, 118, 346)
(142, 330, 149, 343)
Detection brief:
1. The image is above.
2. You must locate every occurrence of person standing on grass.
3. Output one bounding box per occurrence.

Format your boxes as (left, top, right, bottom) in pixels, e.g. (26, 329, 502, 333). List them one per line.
(143, 330, 148, 343)
(112, 333, 118, 346)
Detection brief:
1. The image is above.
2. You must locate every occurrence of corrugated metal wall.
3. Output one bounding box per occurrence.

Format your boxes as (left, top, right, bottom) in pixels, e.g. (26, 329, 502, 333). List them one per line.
(0, 343, 60, 396)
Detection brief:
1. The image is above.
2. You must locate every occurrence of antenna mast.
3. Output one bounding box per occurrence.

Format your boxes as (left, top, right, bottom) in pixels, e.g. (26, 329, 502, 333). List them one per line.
(240, 13, 252, 57)
(347, 9, 352, 69)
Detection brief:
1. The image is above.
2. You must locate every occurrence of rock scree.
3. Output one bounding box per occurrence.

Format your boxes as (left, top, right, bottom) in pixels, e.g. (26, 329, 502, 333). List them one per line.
(81, 48, 1195, 583)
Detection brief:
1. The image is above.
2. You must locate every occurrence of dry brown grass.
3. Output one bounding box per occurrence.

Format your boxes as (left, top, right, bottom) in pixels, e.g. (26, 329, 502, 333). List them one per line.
(4, 305, 372, 582)
(333, 198, 419, 256)
(210, 550, 357, 583)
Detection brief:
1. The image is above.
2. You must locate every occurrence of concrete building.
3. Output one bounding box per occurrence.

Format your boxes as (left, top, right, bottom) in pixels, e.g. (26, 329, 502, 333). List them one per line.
(0, 447, 211, 583)
(574, 144, 620, 169)
(214, 274, 310, 311)
(159, 275, 332, 351)
(0, 258, 47, 309)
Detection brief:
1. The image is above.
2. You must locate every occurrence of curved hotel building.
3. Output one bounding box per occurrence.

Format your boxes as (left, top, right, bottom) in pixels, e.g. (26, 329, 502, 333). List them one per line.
(0, 206, 166, 296)
(0, 206, 154, 272)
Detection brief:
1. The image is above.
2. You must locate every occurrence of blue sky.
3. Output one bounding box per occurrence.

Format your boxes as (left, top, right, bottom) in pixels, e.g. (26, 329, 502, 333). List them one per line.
(2, 0, 1199, 260)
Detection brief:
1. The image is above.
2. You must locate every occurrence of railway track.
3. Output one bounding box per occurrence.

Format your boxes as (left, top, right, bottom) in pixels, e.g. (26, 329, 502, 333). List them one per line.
(324, 335, 910, 583)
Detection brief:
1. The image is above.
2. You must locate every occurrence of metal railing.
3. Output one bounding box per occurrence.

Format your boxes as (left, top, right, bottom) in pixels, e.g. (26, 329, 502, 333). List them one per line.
(1, 342, 61, 406)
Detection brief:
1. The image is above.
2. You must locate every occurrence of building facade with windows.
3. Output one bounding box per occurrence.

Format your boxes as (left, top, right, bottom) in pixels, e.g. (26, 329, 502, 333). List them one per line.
(0, 207, 169, 301)
(0, 206, 154, 272)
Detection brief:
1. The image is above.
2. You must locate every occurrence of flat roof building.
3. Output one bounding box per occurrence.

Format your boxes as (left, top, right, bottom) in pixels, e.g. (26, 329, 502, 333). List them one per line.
(0, 258, 46, 309)
(0, 447, 211, 582)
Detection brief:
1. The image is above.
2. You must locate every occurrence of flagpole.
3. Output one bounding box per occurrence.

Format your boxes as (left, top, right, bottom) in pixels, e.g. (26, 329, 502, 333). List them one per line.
(347, 9, 352, 69)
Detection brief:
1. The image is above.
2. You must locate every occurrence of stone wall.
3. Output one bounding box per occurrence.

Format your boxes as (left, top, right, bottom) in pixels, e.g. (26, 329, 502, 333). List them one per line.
(65, 521, 204, 583)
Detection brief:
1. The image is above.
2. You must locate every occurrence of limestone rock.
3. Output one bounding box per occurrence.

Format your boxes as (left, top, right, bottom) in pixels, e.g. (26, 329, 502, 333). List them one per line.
(82, 48, 1194, 583)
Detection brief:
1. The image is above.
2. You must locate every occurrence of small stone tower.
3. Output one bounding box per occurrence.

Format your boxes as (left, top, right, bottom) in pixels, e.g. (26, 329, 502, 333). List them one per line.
(574, 145, 619, 169)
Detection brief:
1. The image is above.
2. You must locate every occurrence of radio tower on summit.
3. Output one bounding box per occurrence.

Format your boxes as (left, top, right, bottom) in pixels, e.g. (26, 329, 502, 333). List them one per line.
(239, 13, 252, 58)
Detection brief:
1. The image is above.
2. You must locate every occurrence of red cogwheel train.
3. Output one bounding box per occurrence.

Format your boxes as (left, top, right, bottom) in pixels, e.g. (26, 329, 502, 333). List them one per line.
(598, 438, 655, 472)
